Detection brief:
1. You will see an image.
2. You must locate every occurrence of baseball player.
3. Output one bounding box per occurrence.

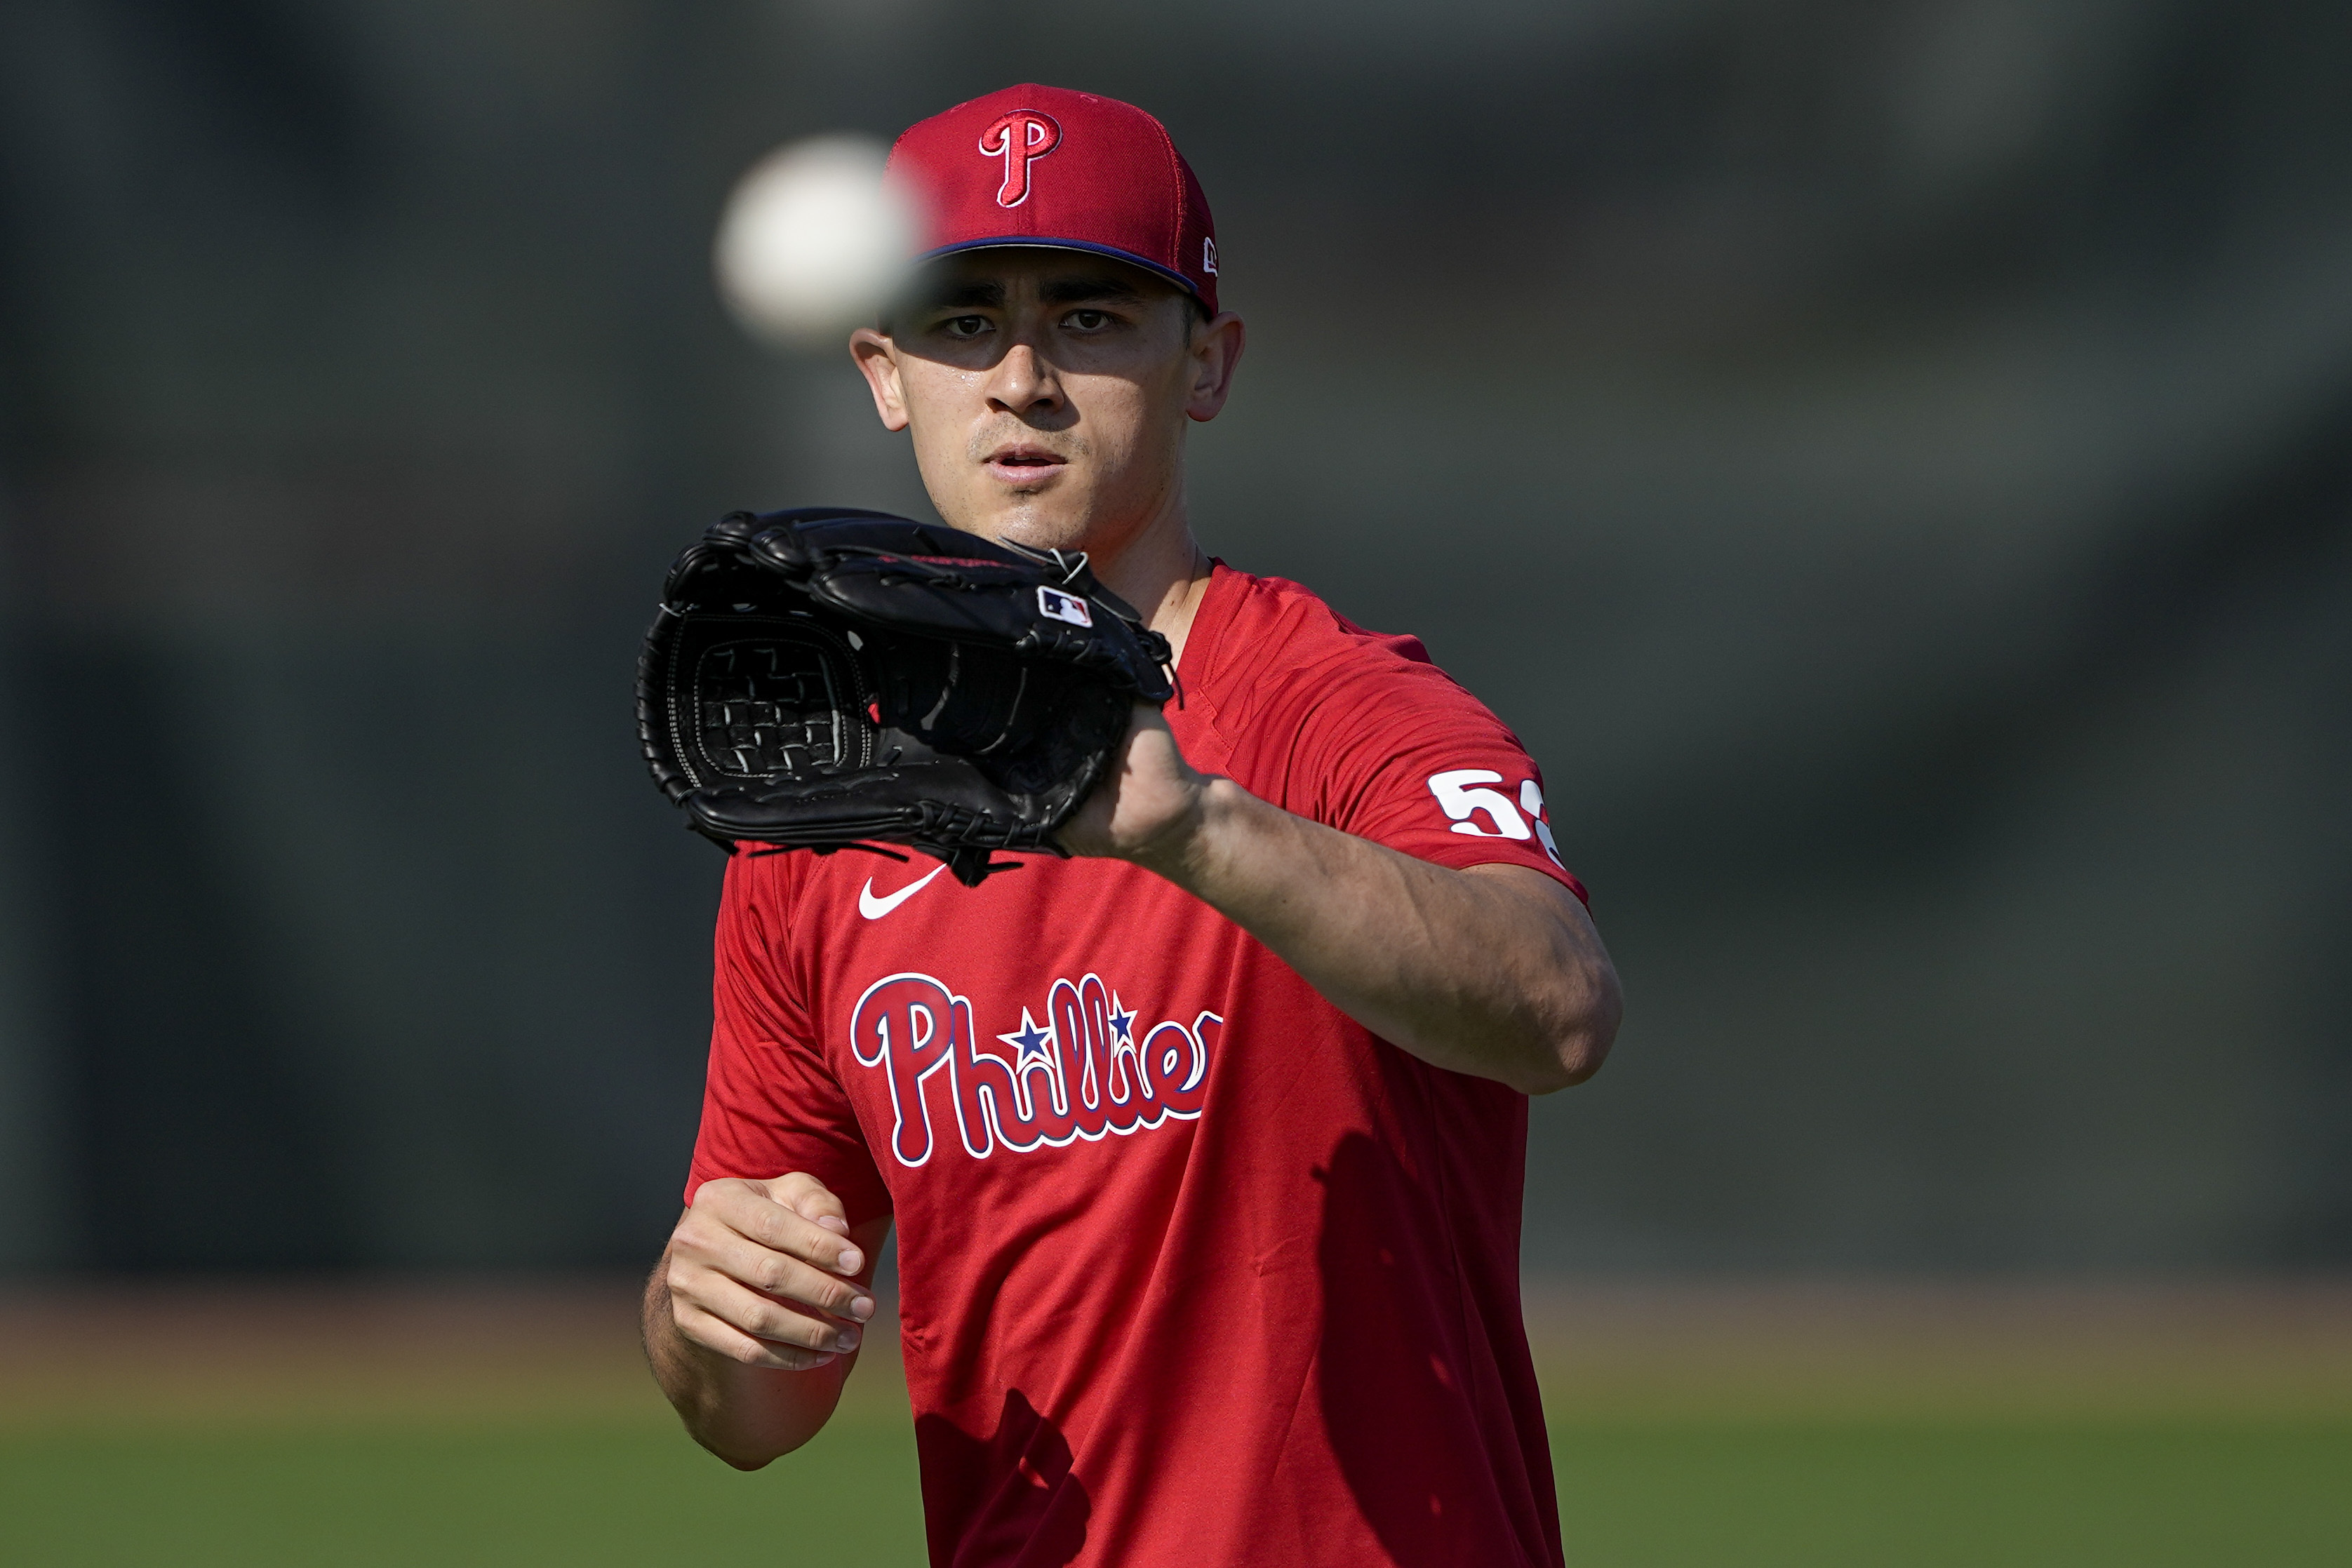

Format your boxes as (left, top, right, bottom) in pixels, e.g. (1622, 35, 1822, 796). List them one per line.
(643, 83, 1622, 1567)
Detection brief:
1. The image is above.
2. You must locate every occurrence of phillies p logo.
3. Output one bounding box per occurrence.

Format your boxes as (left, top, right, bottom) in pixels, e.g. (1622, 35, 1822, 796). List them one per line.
(979, 110, 1061, 207)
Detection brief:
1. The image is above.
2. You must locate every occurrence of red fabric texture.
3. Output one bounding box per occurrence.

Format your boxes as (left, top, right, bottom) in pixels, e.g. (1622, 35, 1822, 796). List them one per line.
(888, 83, 1221, 314)
(688, 565, 1579, 1567)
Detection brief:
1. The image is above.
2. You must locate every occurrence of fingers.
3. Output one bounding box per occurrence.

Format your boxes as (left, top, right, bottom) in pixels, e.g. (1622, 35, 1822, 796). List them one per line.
(666, 1173, 879, 1372)
(687, 1225, 876, 1324)
(688, 1175, 869, 1281)
(766, 1171, 856, 1250)
(671, 1272, 863, 1372)
(669, 1301, 839, 1372)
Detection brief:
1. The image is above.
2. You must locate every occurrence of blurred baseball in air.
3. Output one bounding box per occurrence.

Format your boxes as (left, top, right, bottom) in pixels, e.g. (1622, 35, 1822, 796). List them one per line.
(714, 135, 920, 349)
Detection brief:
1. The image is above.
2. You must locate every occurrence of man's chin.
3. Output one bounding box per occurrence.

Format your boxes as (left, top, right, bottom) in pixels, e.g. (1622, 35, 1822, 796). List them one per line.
(963, 495, 1095, 551)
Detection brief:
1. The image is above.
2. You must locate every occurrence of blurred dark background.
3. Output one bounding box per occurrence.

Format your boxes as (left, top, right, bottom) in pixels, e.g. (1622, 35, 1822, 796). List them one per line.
(0, 0, 2346, 1277)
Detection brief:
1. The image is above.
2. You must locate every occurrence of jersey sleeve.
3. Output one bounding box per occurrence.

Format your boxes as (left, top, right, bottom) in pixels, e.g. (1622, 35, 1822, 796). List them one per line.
(1304, 658, 1590, 904)
(684, 851, 893, 1225)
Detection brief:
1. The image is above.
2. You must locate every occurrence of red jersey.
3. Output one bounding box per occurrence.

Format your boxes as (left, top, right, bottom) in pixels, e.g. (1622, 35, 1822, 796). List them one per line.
(689, 563, 1586, 1568)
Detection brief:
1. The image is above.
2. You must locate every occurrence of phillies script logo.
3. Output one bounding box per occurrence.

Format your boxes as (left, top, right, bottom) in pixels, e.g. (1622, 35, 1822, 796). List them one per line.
(978, 109, 1061, 207)
(851, 970, 1219, 1167)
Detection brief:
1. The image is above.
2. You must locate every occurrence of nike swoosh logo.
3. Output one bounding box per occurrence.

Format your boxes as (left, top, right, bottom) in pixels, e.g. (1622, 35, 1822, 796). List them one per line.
(858, 864, 947, 920)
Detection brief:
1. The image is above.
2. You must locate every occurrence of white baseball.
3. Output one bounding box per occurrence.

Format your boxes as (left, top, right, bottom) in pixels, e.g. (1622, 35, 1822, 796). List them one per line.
(714, 135, 920, 349)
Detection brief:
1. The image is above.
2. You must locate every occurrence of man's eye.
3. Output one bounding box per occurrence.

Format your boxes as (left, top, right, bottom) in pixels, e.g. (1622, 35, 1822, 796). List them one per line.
(1065, 309, 1112, 331)
(940, 315, 990, 339)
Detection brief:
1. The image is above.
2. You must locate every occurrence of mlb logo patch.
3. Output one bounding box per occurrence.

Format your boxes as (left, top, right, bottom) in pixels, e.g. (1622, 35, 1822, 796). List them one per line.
(1037, 587, 1093, 628)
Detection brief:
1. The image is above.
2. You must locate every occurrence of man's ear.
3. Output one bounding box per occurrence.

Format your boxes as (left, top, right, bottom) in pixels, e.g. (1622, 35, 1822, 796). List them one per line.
(1184, 311, 1246, 424)
(850, 328, 910, 431)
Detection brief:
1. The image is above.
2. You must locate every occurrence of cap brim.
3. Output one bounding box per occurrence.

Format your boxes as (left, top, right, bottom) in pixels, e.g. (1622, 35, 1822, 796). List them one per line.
(910, 237, 1205, 302)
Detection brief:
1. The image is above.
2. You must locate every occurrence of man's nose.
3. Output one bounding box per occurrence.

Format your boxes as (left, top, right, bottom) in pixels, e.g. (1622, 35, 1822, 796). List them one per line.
(984, 340, 1062, 415)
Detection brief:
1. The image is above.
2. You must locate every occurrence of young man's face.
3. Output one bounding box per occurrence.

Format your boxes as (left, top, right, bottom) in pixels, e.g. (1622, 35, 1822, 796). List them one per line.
(851, 250, 1239, 558)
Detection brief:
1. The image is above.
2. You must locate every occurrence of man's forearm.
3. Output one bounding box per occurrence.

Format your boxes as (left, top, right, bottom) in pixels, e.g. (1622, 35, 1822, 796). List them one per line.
(641, 1263, 851, 1468)
(1136, 777, 1619, 1093)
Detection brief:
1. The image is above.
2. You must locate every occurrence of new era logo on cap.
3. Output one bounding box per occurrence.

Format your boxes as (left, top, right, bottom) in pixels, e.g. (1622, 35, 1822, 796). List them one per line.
(889, 83, 1220, 315)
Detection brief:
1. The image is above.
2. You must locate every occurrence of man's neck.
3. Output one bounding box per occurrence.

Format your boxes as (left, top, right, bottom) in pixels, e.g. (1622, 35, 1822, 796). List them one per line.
(1087, 503, 1214, 669)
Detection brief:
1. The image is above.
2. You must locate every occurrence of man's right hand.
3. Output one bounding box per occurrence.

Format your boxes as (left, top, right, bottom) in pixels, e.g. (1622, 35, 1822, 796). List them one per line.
(660, 1172, 879, 1372)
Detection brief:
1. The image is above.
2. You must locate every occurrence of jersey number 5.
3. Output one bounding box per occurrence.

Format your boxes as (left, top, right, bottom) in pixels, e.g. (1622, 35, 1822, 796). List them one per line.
(1426, 769, 1563, 868)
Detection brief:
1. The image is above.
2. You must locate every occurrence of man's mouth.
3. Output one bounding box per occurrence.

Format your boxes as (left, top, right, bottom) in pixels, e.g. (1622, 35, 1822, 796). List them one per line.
(984, 444, 1069, 484)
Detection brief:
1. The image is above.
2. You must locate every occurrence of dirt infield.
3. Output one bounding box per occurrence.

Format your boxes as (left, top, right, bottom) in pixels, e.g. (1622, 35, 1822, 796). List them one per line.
(1, 1276, 2346, 1428)
(0, 1279, 749, 1428)
(1521, 1278, 2352, 1420)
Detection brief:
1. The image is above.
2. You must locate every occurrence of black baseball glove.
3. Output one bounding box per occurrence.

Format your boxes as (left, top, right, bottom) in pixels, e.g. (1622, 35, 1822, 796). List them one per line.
(639, 507, 1175, 885)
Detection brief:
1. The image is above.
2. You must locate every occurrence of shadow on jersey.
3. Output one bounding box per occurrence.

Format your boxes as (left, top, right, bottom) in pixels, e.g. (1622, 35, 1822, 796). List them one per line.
(916, 1387, 1091, 1565)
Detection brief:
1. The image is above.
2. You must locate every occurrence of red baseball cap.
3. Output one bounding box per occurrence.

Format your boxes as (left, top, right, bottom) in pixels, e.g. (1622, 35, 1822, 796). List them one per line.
(886, 84, 1220, 316)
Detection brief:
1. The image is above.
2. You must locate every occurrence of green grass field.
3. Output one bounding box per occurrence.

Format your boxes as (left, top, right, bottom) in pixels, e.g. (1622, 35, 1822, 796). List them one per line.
(6, 1417, 2348, 1567)
(3, 1283, 2346, 1566)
